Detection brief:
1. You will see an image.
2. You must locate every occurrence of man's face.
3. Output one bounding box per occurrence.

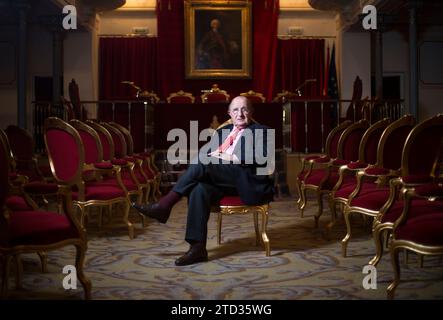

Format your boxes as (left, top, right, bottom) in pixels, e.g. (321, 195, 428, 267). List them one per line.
(228, 97, 252, 129)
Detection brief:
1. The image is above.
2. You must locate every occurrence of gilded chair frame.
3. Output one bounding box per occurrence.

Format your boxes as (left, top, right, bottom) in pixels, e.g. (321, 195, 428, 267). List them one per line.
(201, 84, 230, 103)
(295, 120, 352, 215)
(368, 113, 443, 265)
(109, 121, 156, 203)
(2, 124, 91, 298)
(212, 118, 271, 256)
(44, 117, 134, 239)
(100, 122, 144, 203)
(327, 118, 391, 234)
(85, 120, 115, 160)
(341, 115, 416, 257)
(166, 90, 196, 104)
(300, 119, 369, 227)
(240, 90, 266, 103)
(387, 188, 443, 299)
(272, 90, 298, 103)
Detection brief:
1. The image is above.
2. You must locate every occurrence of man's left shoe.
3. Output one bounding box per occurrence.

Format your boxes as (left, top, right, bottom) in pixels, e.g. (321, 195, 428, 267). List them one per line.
(175, 246, 208, 266)
(131, 202, 170, 223)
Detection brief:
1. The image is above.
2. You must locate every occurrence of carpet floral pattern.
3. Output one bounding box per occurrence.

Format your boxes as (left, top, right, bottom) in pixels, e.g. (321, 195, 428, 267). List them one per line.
(4, 198, 443, 300)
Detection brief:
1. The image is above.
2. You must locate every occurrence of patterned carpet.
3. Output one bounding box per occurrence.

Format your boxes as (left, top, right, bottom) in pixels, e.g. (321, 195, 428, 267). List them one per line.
(4, 197, 443, 300)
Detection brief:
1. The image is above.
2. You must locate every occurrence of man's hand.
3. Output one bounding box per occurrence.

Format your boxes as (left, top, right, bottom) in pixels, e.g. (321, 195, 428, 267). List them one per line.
(209, 151, 240, 163)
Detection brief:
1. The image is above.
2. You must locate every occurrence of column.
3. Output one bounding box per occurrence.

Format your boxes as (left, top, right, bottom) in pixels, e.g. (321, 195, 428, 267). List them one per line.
(408, 1, 420, 119)
(16, 0, 29, 128)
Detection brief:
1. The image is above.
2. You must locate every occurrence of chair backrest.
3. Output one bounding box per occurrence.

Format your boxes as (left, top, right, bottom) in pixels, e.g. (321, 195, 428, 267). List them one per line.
(44, 117, 84, 185)
(60, 96, 75, 121)
(401, 113, 443, 177)
(375, 114, 416, 171)
(139, 90, 160, 104)
(85, 120, 115, 161)
(0, 129, 15, 172)
(109, 122, 135, 155)
(0, 131, 10, 209)
(336, 119, 369, 161)
(70, 120, 103, 165)
(4, 125, 35, 162)
(324, 120, 352, 159)
(272, 90, 298, 103)
(100, 122, 128, 159)
(201, 84, 230, 103)
(240, 90, 266, 103)
(357, 118, 391, 164)
(166, 90, 195, 104)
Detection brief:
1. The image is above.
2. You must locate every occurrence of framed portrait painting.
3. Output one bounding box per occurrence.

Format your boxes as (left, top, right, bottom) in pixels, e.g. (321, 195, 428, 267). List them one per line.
(184, 0, 252, 79)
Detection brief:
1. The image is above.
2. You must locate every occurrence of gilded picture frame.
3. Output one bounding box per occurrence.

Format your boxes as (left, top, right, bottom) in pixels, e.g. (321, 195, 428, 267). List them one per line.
(184, 0, 252, 79)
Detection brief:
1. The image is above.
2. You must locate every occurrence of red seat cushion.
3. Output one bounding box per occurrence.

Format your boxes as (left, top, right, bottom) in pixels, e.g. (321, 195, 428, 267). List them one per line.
(94, 161, 113, 169)
(6, 196, 32, 211)
(332, 159, 350, 166)
(402, 174, 433, 185)
(1, 211, 78, 247)
(364, 167, 390, 176)
(347, 161, 368, 170)
(111, 158, 128, 166)
(395, 212, 443, 246)
(382, 199, 443, 223)
(219, 196, 245, 206)
(313, 156, 330, 164)
(72, 184, 126, 201)
(349, 187, 390, 211)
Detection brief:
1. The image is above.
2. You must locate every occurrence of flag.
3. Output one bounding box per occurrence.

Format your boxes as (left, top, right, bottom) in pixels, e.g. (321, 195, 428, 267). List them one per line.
(326, 44, 339, 127)
(327, 44, 339, 100)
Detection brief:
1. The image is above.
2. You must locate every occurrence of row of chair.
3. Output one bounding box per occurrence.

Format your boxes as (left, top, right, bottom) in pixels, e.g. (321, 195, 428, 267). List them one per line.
(296, 113, 443, 298)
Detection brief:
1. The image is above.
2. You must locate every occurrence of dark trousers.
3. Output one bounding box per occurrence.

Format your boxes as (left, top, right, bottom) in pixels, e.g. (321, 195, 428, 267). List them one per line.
(172, 163, 242, 243)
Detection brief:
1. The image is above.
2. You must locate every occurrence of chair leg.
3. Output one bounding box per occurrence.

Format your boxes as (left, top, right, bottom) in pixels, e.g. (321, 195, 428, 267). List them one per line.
(14, 254, 23, 289)
(324, 199, 337, 240)
(74, 244, 92, 300)
(387, 246, 401, 299)
(341, 207, 353, 257)
(253, 212, 260, 246)
(314, 191, 324, 228)
(217, 213, 222, 245)
(1, 255, 12, 297)
(295, 179, 302, 206)
(122, 200, 134, 239)
(37, 251, 48, 273)
(418, 254, 424, 268)
(299, 185, 307, 217)
(369, 224, 386, 266)
(261, 210, 271, 257)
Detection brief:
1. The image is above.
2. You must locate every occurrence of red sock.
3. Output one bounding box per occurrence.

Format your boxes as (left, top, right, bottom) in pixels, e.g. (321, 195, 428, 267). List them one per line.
(158, 191, 181, 210)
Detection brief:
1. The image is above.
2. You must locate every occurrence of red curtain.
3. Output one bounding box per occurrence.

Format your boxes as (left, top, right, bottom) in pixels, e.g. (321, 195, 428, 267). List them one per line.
(99, 37, 158, 100)
(276, 39, 325, 98)
(156, 0, 279, 102)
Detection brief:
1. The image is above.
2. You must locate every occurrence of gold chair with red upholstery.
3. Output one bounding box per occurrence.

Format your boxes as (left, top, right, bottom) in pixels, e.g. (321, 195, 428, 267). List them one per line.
(1, 122, 91, 299)
(387, 183, 443, 299)
(201, 84, 230, 103)
(326, 118, 391, 236)
(45, 117, 134, 239)
(4, 125, 59, 207)
(272, 90, 298, 103)
(109, 122, 160, 203)
(240, 90, 266, 103)
(295, 120, 352, 217)
(341, 115, 416, 257)
(212, 119, 272, 256)
(166, 90, 195, 104)
(300, 119, 369, 227)
(368, 114, 443, 266)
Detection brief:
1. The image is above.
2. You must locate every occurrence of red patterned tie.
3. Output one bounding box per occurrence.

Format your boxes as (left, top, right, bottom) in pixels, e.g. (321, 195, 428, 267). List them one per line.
(217, 127, 240, 153)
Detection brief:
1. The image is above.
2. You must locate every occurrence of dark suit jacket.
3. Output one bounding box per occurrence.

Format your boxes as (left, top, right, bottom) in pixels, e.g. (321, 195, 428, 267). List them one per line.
(209, 122, 275, 205)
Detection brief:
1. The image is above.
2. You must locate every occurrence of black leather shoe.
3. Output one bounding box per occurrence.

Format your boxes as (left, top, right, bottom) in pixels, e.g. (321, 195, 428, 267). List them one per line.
(175, 246, 208, 266)
(131, 203, 170, 224)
